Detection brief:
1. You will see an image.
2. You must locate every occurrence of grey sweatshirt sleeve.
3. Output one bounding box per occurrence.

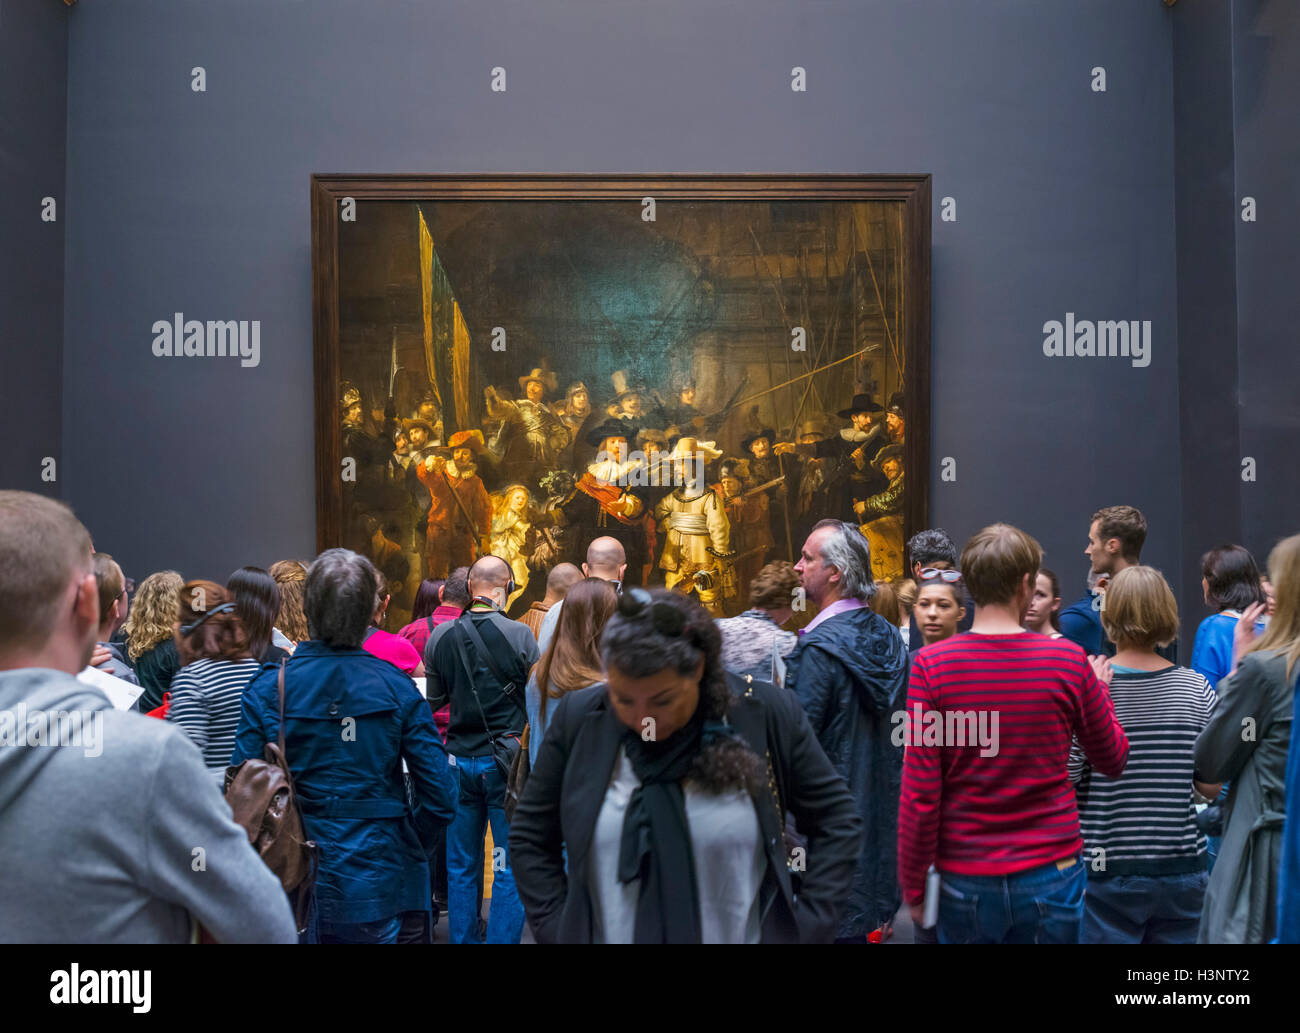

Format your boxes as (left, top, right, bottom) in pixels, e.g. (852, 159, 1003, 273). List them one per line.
(142, 732, 298, 944)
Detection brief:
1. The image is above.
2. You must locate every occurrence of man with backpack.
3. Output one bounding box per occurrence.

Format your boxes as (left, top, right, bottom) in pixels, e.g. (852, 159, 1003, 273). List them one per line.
(425, 554, 539, 944)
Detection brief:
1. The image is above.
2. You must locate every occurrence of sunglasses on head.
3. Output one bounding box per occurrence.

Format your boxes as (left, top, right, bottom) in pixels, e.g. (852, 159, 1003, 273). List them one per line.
(919, 568, 962, 583)
(179, 601, 237, 636)
(618, 587, 688, 638)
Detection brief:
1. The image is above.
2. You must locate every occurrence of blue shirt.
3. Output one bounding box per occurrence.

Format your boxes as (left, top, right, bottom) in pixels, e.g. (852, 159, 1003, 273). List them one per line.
(1060, 589, 1180, 663)
(1059, 591, 1106, 655)
(1190, 610, 1267, 692)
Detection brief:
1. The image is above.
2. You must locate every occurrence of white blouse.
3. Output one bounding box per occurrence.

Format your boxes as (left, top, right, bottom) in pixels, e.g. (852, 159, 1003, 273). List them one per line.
(588, 746, 765, 944)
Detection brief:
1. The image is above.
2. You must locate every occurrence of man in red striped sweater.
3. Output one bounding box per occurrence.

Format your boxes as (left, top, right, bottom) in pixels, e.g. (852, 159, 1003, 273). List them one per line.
(897, 523, 1129, 944)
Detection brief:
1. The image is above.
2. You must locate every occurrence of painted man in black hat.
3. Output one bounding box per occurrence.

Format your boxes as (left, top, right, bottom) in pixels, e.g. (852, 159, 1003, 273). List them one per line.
(552, 417, 655, 585)
(775, 393, 887, 526)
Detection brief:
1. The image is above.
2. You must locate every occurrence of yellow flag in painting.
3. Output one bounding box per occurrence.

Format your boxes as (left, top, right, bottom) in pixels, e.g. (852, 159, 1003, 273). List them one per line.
(418, 207, 439, 394)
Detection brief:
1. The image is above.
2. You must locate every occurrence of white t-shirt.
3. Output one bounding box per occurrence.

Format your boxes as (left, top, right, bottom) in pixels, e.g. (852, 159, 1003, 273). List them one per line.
(588, 746, 765, 943)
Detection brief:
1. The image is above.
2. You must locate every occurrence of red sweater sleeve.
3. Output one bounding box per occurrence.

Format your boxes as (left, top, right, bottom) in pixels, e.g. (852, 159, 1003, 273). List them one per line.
(897, 654, 941, 906)
(1071, 655, 1129, 778)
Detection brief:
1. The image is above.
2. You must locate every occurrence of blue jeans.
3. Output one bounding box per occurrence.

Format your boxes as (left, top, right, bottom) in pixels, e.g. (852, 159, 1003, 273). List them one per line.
(938, 856, 1086, 944)
(1083, 871, 1208, 944)
(317, 913, 403, 944)
(446, 754, 525, 944)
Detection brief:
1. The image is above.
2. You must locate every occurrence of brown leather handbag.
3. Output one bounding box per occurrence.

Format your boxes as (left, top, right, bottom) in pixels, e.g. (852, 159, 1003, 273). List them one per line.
(224, 659, 317, 933)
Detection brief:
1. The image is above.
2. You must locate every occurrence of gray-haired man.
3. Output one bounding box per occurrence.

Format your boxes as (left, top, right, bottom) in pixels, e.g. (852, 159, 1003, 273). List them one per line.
(786, 519, 908, 943)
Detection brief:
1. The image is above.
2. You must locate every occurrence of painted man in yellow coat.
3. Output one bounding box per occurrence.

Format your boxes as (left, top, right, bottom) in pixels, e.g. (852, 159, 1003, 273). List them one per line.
(654, 437, 735, 616)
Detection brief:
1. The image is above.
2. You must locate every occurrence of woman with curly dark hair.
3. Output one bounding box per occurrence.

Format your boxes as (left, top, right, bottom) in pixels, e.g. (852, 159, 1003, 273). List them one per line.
(509, 586, 860, 943)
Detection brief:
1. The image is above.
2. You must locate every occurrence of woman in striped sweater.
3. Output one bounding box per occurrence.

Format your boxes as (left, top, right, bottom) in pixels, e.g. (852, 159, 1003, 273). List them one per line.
(167, 580, 263, 785)
(1072, 565, 1220, 944)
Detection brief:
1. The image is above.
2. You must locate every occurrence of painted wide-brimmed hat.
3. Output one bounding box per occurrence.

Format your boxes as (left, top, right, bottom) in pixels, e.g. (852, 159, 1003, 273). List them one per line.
(518, 366, 558, 394)
(668, 436, 723, 462)
(585, 417, 636, 448)
(794, 417, 829, 441)
(441, 429, 485, 454)
(835, 393, 884, 420)
(871, 443, 904, 473)
(740, 427, 777, 453)
(402, 418, 435, 438)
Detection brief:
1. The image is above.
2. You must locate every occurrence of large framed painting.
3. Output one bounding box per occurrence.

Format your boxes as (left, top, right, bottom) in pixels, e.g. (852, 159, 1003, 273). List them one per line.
(312, 174, 931, 626)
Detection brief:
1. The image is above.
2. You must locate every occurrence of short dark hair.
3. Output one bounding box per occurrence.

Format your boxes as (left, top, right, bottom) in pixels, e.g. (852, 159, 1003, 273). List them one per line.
(442, 567, 471, 608)
(1200, 544, 1267, 612)
(411, 579, 444, 622)
(305, 549, 377, 649)
(907, 528, 958, 568)
(1093, 505, 1147, 563)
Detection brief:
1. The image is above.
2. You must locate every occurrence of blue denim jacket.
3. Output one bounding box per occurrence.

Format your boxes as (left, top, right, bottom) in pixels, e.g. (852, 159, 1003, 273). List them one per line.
(231, 641, 457, 925)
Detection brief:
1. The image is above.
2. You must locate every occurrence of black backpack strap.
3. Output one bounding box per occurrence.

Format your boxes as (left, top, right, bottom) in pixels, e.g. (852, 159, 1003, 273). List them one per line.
(458, 613, 525, 708)
(451, 621, 506, 744)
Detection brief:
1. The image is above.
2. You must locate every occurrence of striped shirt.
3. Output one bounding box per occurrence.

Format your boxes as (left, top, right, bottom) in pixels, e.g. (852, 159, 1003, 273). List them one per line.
(1070, 665, 1215, 877)
(897, 632, 1129, 904)
(167, 658, 263, 776)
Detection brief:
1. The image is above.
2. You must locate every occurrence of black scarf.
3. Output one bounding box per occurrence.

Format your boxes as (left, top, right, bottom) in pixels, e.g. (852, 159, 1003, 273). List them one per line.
(616, 705, 744, 943)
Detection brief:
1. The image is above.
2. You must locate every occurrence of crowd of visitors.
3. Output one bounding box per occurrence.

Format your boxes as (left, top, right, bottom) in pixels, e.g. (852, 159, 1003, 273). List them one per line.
(2, 487, 1296, 945)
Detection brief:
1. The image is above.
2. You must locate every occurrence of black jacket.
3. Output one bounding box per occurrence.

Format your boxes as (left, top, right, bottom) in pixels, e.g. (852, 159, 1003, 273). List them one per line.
(508, 672, 861, 943)
(784, 606, 908, 937)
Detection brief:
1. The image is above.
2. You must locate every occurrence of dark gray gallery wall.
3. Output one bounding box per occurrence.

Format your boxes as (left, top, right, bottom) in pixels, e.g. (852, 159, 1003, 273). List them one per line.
(1172, 2, 1242, 644)
(60, 0, 1183, 606)
(0, 0, 67, 497)
(1231, 0, 1300, 573)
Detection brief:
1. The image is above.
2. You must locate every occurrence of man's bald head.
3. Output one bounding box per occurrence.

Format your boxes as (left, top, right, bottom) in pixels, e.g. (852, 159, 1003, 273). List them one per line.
(468, 555, 513, 608)
(583, 536, 627, 582)
(545, 562, 583, 603)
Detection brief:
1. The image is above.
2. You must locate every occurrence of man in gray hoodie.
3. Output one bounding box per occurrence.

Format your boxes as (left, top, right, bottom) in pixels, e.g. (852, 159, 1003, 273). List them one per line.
(0, 491, 297, 944)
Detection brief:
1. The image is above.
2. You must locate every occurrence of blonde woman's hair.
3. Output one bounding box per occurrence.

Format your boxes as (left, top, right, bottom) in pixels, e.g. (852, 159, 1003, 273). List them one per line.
(270, 559, 309, 643)
(895, 578, 918, 617)
(1100, 565, 1179, 650)
(1249, 533, 1300, 682)
(122, 570, 183, 661)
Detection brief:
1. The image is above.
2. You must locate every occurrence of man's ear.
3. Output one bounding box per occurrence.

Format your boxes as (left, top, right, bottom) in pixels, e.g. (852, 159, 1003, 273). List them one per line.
(581, 563, 590, 577)
(75, 573, 99, 627)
